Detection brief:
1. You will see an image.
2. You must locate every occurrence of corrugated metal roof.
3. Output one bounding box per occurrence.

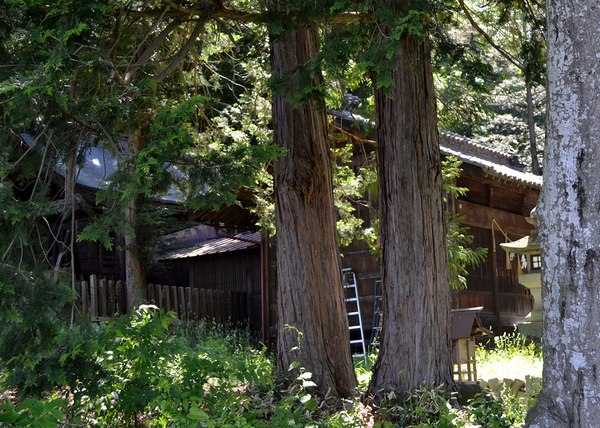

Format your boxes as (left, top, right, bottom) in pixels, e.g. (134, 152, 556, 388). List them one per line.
(157, 231, 260, 260)
(328, 110, 543, 189)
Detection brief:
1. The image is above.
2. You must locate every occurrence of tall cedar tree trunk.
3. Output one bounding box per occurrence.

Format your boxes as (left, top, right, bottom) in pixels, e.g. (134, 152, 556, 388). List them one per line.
(124, 131, 147, 310)
(526, 1, 600, 426)
(368, 33, 452, 396)
(270, 5, 357, 397)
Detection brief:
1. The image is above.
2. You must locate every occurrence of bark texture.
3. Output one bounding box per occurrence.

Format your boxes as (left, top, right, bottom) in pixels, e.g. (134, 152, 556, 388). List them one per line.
(526, 1, 600, 426)
(270, 8, 357, 397)
(124, 131, 147, 311)
(368, 34, 452, 396)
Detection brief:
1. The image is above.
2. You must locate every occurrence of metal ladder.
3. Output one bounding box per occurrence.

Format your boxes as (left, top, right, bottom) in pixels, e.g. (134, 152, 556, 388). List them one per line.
(342, 268, 367, 362)
(370, 279, 382, 350)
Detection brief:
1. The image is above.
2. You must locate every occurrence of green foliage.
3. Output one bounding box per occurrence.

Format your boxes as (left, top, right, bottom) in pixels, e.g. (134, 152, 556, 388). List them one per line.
(1, 310, 544, 426)
(333, 144, 378, 249)
(443, 157, 488, 289)
(467, 394, 513, 427)
(373, 383, 467, 427)
(0, 264, 101, 397)
(479, 331, 541, 361)
(0, 397, 66, 428)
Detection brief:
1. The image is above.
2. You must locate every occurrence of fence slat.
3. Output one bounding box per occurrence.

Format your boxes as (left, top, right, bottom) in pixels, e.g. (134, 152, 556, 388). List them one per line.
(191, 287, 199, 320)
(108, 280, 116, 316)
(81, 280, 89, 316)
(178, 286, 186, 320)
(90, 275, 98, 320)
(99, 279, 108, 317)
(147, 283, 156, 303)
(116, 280, 126, 315)
(184, 287, 192, 321)
(164, 284, 171, 312)
(74, 275, 253, 327)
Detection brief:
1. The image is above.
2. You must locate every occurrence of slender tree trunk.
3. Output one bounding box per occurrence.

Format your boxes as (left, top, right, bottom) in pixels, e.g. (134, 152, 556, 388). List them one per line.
(526, 84, 541, 175)
(270, 3, 357, 398)
(124, 131, 146, 311)
(368, 33, 452, 396)
(526, 1, 600, 426)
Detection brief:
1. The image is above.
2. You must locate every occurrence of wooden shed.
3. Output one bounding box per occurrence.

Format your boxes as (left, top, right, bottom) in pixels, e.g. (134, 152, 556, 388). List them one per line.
(452, 307, 492, 383)
(151, 225, 265, 335)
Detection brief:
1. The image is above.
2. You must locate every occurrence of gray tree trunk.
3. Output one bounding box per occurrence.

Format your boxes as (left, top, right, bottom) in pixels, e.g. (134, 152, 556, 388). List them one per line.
(269, 2, 357, 398)
(526, 1, 600, 426)
(368, 32, 452, 396)
(124, 131, 147, 311)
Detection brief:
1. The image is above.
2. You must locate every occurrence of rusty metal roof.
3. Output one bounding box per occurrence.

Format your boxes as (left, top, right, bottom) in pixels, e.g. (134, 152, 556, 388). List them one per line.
(157, 229, 260, 260)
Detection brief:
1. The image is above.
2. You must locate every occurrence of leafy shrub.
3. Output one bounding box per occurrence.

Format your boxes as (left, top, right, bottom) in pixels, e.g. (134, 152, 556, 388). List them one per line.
(0, 265, 100, 398)
(468, 393, 513, 428)
(0, 397, 65, 428)
(373, 383, 467, 427)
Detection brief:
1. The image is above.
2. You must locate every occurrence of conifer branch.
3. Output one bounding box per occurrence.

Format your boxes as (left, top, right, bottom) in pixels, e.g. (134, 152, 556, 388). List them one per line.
(458, 0, 525, 70)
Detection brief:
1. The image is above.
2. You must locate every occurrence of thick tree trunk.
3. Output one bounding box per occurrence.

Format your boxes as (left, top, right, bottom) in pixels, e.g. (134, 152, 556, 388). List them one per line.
(124, 131, 146, 311)
(368, 34, 452, 396)
(270, 6, 357, 397)
(526, 1, 600, 426)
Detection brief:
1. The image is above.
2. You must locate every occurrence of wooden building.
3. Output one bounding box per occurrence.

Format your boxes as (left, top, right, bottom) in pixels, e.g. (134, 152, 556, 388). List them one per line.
(329, 110, 541, 341)
(150, 225, 264, 334)
(18, 117, 542, 345)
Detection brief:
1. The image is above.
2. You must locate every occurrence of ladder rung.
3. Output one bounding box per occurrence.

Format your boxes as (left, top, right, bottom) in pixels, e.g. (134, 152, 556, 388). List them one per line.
(345, 297, 357, 302)
(343, 284, 356, 289)
(350, 340, 364, 345)
(349, 326, 362, 331)
(347, 311, 359, 316)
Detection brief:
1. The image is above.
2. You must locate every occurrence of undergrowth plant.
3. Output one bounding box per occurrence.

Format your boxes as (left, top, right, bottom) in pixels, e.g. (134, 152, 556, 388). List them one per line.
(1, 310, 543, 427)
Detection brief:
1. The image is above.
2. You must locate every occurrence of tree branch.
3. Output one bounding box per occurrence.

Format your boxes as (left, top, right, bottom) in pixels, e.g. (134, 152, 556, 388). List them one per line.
(156, 18, 208, 82)
(124, 18, 182, 83)
(458, 0, 525, 70)
(119, 5, 369, 25)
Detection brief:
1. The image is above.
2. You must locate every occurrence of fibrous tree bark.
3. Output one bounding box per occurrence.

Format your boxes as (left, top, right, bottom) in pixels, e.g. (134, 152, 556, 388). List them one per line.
(124, 131, 147, 310)
(526, 1, 600, 426)
(368, 28, 452, 395)
(269, 2, 357, 397)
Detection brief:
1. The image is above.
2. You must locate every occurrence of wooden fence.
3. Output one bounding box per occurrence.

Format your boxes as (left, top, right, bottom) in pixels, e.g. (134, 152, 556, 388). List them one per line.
(75, 274, 250, 324)
(147, 283, 249, 324)
(74, 275, 127, 321)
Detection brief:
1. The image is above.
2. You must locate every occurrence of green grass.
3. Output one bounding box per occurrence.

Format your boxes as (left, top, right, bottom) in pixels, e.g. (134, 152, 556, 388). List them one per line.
(476, 332, 543, 380)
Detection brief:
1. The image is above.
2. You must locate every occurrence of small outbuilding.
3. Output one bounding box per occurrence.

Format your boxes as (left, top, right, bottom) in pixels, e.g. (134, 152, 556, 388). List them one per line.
(452, 307, 492, 383)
